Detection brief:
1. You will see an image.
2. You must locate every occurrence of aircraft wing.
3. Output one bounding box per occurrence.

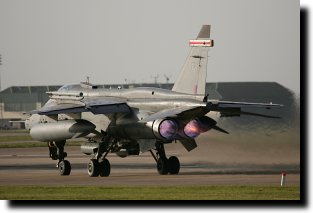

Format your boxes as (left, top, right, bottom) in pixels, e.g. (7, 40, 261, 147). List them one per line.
(29, 103, 87, 115)
(30, 97, 131, 115)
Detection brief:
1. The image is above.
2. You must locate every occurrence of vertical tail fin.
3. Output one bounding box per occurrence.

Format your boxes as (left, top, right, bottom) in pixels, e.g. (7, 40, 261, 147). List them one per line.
(172, 25, 213, 95)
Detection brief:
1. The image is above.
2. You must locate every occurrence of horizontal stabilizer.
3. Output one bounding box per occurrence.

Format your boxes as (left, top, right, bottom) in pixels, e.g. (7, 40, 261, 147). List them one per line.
(210, 100, 283, 109)
(239, 111, 281, 119)
(208, 100, 283, 118)
(212, 125, 229, 134)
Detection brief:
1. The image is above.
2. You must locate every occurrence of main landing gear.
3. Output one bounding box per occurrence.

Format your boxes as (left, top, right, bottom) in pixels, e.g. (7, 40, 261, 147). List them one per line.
(48, 139, 180, 177)
(87, 135, 113, 177)
(48, 140, 71, 176)
(150, 141, 180, 175)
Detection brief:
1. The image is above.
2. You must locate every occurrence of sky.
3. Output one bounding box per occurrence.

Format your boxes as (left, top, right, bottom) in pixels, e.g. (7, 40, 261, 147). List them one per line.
(0, 0, 300, 93)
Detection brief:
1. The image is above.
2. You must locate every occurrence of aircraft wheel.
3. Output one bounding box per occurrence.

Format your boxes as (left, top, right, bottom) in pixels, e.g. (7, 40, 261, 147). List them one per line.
(87, 159, 100, 177)
(59, 160, 71, 176)
(168, 156, 180, 174)
(99, 159, 111, 177)
(157, 158, 169, 175)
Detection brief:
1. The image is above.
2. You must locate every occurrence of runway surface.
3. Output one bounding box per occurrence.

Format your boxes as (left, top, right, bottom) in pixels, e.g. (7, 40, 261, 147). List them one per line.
(0, 144, 300, 186)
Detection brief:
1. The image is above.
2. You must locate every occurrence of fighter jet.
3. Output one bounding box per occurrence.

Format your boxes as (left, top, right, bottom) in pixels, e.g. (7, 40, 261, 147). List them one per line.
(25, 25, 282, 177)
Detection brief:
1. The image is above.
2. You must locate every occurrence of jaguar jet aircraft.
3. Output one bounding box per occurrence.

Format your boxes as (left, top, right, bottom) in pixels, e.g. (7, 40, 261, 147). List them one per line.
(25, 25, 282, 177)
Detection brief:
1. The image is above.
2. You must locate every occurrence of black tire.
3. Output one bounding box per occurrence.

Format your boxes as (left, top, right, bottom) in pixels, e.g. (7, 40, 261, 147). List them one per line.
(99, 159, 111, 177)
(157, 158, 169, 175)
(87, 159, 100, 177)
(59, 160, 71, 176)
(168, 156, 180, 174)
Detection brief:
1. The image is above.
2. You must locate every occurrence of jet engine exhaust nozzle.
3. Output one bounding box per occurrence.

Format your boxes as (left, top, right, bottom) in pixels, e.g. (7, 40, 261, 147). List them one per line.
(152, 117, 217, 140)
(183, 117, 217, 138)
(159, 119, 179, 140)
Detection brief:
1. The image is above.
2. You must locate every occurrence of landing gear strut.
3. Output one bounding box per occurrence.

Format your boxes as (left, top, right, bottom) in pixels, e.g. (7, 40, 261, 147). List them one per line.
(150, 141, 180, 175)
(87, 135, 113, 177)
(48, 140, 71, 176)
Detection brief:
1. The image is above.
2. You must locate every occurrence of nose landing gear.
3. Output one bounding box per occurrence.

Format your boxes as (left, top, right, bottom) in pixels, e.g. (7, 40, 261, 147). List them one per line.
(48, 140, 71, 176)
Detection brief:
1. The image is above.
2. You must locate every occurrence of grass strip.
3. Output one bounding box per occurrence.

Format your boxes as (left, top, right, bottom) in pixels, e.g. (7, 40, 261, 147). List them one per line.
(0, 135, 33, 142)
(0, 185, 300, 200)
(0, 141, 81, 148)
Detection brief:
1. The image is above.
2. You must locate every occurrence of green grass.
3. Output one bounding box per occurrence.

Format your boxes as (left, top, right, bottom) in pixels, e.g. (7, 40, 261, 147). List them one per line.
(0, 135, 33, 142)
(0, 185, 300, 200)
(0, 130, 28, 133)
(0, 130, 83, 148)
(0, 142, 46, 148)
(0, 141, 82, 148)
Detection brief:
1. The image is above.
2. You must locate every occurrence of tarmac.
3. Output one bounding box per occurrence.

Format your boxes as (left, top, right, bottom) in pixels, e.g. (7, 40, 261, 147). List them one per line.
(0, 138, 300, 186)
